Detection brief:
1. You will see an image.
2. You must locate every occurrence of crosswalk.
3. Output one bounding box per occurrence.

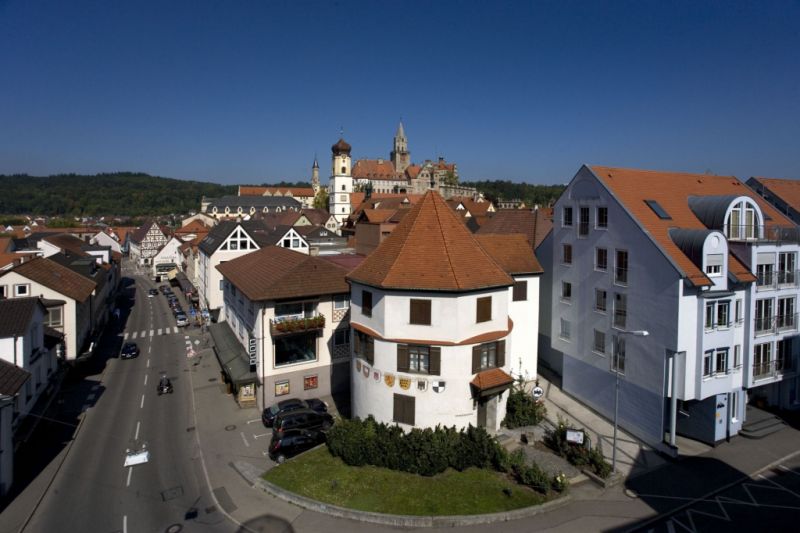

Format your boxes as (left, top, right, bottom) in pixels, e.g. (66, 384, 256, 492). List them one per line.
(124, 327, 180, 340)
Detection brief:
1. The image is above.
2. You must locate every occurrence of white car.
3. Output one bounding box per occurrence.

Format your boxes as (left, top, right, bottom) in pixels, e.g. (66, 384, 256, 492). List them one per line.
(176, 314, 189, 327)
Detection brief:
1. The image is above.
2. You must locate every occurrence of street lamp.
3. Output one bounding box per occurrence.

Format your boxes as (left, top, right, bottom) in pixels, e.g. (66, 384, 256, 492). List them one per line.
(612, 329, 649, 475)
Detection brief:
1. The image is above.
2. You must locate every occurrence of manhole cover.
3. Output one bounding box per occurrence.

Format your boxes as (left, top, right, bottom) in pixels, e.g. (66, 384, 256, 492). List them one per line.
(165, 525, 183, 533)
(208, 378, 217, 382)
(224, 424, 236, 431)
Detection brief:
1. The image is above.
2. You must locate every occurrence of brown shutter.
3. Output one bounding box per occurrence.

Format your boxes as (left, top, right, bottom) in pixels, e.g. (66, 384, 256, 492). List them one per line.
(410, 299, 431, 325)
(513, 281, 527, 301)
(397, 344, 410, 372)
(472, 345, 481, 373)
(429, 346, 441, 376)
(366, 336, 374, 365)
(497, 340, 506, 368)
(406, 395, 416, 426)
(393, 393, 401, 423)
(477, 296, 492, 323)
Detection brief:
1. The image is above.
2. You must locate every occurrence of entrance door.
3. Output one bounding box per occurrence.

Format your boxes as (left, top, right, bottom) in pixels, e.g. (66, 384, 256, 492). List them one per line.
(477, 399, 487, 428)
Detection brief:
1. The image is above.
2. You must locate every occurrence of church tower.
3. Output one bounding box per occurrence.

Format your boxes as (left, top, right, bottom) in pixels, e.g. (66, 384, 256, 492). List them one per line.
(311, 156, 320, 195)
(328, 137, 353, 225)
(391, 121, 411, 174)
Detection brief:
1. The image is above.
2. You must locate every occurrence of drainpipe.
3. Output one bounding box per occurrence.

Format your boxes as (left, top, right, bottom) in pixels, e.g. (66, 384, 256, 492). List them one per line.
(261, 306, 265, 410)
(669, 351, 679, 448)
(13, 335, 18, 367)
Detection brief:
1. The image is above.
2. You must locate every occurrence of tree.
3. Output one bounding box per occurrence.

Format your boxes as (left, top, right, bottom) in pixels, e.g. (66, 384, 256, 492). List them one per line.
(313, 188, 329, 210)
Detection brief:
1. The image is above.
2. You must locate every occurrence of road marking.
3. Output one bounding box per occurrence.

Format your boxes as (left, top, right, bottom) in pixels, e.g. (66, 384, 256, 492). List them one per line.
(126, 466, 132, 487)
(143, 374, 148, 386)
(132, 332, 138, 340)
(174, 327, 179, 334)
(123, 515, 127, 533)
(134, 420, 140, 440)
(184, 335, 189, 340)
(240, 432, 250, 447)
(157, 328, 162, 335)
(123, 332, 129, 340)
(246, 418, 262, 424)
(140, 330, 146, 338)
(140, 394, 145, 409)
(146, 358, 150, 368)
(252, 433, 270, 440)
(149, 329, 154, 337)
(148, 345, 152, 354)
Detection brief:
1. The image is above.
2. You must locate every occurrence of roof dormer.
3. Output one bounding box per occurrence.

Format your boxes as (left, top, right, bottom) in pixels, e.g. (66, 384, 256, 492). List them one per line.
(688, 195, 764, 241)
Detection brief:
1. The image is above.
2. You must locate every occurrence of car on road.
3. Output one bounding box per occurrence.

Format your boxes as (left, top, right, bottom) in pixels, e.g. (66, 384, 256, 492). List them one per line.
(157, 376, 173, 395)
(148, 288, 158, 297)
(158, 284, 169, 293)
(268, 429, 325, 463)
(262, 397, 328, 428)
(273, 408, 333, 436)
(120, 342, 140, 359)
(175, 313, 189, 327)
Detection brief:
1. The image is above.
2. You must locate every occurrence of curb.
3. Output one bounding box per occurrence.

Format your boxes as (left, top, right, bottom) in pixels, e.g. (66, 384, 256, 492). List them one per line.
(233, 461, 572, 528)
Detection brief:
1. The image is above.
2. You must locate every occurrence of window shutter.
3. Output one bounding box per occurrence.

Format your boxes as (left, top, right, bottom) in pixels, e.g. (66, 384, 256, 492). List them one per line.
(513, 281, 527, 301)
(393, 394, 402, 423)
(366, 337, 374, 365)
(497, 340, 506, 368)
(406, 395, 415, 426)
(397, 344, 410, 372)
(422, 300, 431, 324)
(429, 346, 441, 376)
(477, 296, 492, 323)
(472, 345, 481, 373)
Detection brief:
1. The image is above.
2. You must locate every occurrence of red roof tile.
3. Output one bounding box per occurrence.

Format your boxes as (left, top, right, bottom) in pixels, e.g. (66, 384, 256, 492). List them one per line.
(470, 368, 514, 390)
(1, 257, 96, 301)
(749, 177, 800, 214)
(352, 159, 402, 180)
(473, 234, 543, 275)
(347, 191, 514, 291)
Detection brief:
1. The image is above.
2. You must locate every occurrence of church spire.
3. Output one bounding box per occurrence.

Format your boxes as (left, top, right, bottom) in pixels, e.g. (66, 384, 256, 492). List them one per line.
(391, 120, 410, 174)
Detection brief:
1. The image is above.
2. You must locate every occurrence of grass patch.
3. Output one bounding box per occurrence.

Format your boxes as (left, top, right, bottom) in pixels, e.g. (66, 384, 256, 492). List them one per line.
(262, 447, 549, 515)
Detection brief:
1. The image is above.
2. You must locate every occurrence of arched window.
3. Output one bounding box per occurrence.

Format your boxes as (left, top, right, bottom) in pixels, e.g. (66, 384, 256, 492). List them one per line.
(342, 184, 346, 191)
(341, 166, 346, 174)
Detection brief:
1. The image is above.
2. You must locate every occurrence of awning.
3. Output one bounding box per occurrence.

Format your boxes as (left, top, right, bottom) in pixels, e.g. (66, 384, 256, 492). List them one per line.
(470, 368, 514, 398)
(209, 323, 257, 385)
(175, 272, 197, 296)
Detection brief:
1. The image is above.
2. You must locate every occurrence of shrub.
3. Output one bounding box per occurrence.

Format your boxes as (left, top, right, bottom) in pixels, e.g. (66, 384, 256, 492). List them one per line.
(543, 416, 611, 479)
(503, 381, 547, 429)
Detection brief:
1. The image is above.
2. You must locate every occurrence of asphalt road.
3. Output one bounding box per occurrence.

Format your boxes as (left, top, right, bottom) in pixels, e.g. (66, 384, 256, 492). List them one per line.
(23, 274, 229, 533)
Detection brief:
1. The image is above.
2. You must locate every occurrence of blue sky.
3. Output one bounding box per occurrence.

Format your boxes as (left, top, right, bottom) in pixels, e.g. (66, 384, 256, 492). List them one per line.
(1, 0, 798, 185)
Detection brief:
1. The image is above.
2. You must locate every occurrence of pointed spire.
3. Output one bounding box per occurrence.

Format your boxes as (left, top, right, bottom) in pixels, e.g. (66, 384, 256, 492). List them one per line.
(312, 154, 319, 169)
(396, 119, 405, 139)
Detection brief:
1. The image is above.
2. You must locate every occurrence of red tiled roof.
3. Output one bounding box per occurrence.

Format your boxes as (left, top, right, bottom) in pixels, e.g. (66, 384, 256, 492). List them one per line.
(41, 234, 91, 257)
(749, 177, 800, 214)
(0, 237, 12, 253)
(348, 191, 514, 291)
(477, 209, 555, 249)
(470, 368, 514, 391)
(591, 166, 790, 287)
(363, 209, 397, 224)
(1, 257, 96, 302)
(473, 234, 543, 275)
(174, 220, 210, 235)
(405, 165, 422, 179)
(216, 246, 349, 301)
(352, 159, 402, 180)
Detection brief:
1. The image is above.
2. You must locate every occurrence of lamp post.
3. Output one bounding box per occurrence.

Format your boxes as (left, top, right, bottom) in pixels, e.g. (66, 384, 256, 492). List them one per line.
(612, 329, 649, 475)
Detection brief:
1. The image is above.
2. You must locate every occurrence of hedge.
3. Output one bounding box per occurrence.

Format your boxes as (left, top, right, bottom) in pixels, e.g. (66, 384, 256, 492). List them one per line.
(502, 381, 547, 429)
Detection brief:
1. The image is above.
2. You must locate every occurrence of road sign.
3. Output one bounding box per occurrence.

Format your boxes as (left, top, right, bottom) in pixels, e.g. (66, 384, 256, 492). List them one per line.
(532, 386, 544, 399)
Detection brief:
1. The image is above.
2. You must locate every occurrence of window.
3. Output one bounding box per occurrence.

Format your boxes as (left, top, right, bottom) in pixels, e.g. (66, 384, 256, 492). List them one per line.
(755, 298, 773, 333)
(229, 240, 239, 250)
(562, 244, 572, 265)
(705, 302, 715, 330)
(778, 252, 796, 285)
(595, 289, 607, 313)
(476, 296, 492, 323)
(715, 349, 729, 375)
(579, 207, 590, 236)
(703, 350, 713, 377)
(275, 301, 316, 319)
(778, 297, 796, 330)
(561, 281, 572, 302)
(282, 238, 291, 247)
(562, 206, 573, 227)
(717, 301, 730, 328)
(612, 336, 625, 374)
(353, 330, 374, 364)
(777, 339, 792, 372)
(409, 299, 431, 325)
(613, 293, 627, 329)
(397, 344, 440, 375)
(596, 248, 608, 271)
(14, 284, 29, 296)
(471, 340, 505, 372)
(560, 318, 571, 340)
(753, 342, 772, 378)
(734, 345, 741, 370)
(0, 285, 6, 298)
(731, 393, 738, 422)
(333, 328, 350, 346)
(705, 254, 723, 276)
(393, 393, 415, 426)
(596, 207, 608, 228)
(756, 263, 774, 288)
(593, 329, 606, 355)
(274, 333, 317, 367)
(512, 281, 527, 301)
(615, 250, 628, 285)
(362, 290, 373, 317)
(735, 299, 743, 325)
(644, 199, 672, 220)
(44, 307, 63, 328)
(333, 294, 349, 310)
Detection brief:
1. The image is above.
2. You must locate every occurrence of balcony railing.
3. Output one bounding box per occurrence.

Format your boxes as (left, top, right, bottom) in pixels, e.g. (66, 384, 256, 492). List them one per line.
(757, 270, 800, 291)
(755, 314, 798, 335)
(614, 267, 628, 285)
(613, 310, 627, 329)
(269, 314, 325, 337)
(753, 358, 792, 380)
(727, 224, 800, 243)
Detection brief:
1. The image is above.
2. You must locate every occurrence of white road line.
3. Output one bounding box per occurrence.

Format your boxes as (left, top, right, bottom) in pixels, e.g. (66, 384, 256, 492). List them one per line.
(174, 327, 179, 334)
(157, 328, 162, 335)
(246, 418, 262, 424)
(134, 420, 140, 440)
(240, 432, 250, 447)
(132, 332, 138, 340)
(140, 330, 146, 338)
(184, 335, 189, 340)
(146, 359, 150, 368)
(148, 345, 152, 353)
(252, 433, 270, 440)
(123, 333, 129, 340)
(123, 515, 127, 533)
(140, 394, 144, 409)
(149, 329, 154, 337)
(144, 374, 148, 386)
(126, 466, 132, 487)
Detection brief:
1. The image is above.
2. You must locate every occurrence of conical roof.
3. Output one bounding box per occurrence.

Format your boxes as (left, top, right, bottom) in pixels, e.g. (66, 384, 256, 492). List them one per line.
(396, 121, 406, 138)
(348, 191, 513, 291)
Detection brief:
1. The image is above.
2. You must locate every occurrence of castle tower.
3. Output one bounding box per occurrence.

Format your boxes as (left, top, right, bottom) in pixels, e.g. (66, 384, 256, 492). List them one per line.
(311, 156, 320, 194)
(329, 137, 353, 225)
(391, 121, 411, 174)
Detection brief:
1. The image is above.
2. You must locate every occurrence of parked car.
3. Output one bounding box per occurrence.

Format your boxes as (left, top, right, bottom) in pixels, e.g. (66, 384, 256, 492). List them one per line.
(175, 313, 189, 327)
(158, 285, 169, 293)
(120, 342, 139, 359)
(268, 429, 325, 463)
(262, 398, 328, 428)
(148, 289, 158, 297)
(157, 376, 173, 395)
(173, 307, 184, 318)
(273, 408, 333, 436)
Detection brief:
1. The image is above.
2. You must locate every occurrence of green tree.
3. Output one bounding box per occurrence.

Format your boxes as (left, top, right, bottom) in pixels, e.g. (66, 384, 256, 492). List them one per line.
(313, 189, 329, 210)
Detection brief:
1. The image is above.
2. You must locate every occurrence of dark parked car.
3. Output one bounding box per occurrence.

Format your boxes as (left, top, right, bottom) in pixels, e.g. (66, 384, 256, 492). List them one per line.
(120, 342, 139, 359)
(148, 288, 158, 297)
(157, 377, 173, 395)
(262, 398, 328, 428)
(273, 408, 333, 436)
(268, 429, 325, 463)
(158, 284, 169, 293)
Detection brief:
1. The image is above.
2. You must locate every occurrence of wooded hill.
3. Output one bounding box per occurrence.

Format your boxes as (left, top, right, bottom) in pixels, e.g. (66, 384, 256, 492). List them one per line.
(461, 180, 566, 208)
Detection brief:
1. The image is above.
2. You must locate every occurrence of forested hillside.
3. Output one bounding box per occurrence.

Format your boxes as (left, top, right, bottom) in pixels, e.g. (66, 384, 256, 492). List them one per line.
(461, 180, 566, 208)
(0, 173, 238, 216)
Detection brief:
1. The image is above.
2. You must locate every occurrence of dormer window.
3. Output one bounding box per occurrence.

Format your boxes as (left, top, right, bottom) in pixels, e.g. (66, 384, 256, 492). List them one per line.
(705, 254, 723, 277)
(728, 202, 757, 240)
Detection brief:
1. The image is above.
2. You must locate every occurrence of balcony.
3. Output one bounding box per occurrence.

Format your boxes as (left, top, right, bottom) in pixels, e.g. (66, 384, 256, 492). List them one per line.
(727, 224, 800, 243)
(753, 358, 792, 381)
(755, 314, 798, 335)
(269, 314, 325, 337)
(757, 270, 800, 291)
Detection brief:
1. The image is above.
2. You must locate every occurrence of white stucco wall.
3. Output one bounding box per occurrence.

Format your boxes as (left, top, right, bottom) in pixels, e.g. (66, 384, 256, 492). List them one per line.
(507, 273, 540, 382)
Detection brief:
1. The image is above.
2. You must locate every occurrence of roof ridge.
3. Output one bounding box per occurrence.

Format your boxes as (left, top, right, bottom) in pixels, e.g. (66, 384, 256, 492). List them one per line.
(432, 193, 461, 289)
(386, 193, 428, 285)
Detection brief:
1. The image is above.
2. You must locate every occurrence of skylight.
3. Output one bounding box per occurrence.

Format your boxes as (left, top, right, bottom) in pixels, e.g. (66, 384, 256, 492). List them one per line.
(644, 200, 671, 220)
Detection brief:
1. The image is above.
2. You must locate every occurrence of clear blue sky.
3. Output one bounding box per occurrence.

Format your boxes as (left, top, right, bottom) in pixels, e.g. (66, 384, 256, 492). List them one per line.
(1, 0, 798, 185)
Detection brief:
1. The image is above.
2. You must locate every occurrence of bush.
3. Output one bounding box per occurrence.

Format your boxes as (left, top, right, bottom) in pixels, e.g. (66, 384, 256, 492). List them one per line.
(543, 417, 612, 479)
(325, 416, 507, 476)
(503, 381, 547, 429)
